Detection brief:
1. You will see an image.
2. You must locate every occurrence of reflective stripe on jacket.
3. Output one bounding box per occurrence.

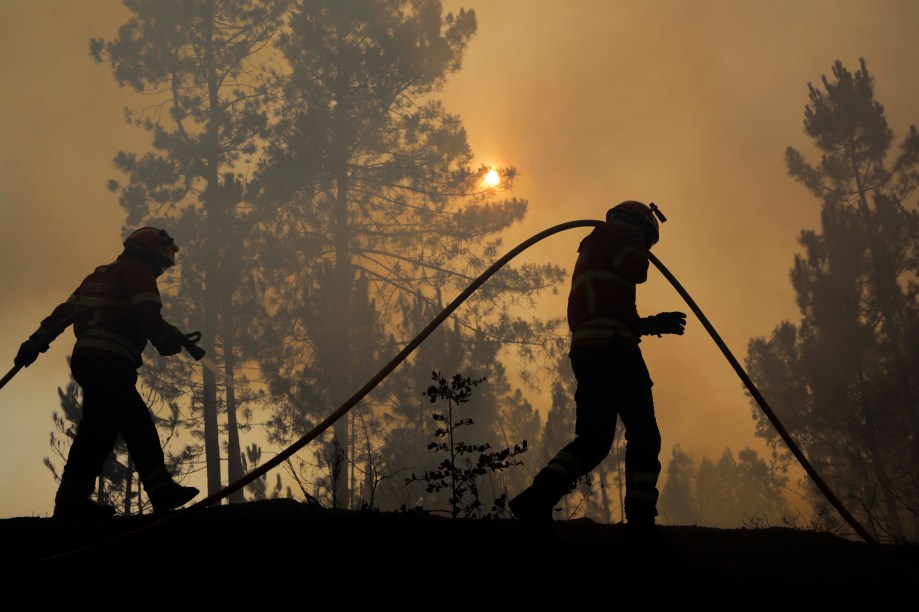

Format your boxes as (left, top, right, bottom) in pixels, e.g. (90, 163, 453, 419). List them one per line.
(567, 221, 649, 349)
(39, 254, 172, 367)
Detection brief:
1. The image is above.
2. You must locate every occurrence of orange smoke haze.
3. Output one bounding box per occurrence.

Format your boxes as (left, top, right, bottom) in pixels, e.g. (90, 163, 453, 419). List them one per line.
(2, 0, 917, 519)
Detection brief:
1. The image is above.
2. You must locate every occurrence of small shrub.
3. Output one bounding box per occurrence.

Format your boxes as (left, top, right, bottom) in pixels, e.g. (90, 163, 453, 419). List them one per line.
(406, 371, 528, 519)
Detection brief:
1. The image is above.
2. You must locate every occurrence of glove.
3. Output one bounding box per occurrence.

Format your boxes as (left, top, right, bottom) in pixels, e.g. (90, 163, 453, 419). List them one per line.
(639, 312, 687, 337)
(14, 332, 49, 368)
(153, 325, 184, 356)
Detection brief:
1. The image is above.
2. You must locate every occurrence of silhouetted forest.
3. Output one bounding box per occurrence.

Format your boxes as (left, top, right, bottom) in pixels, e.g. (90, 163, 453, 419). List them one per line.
(35, 1, 918, 549)
(745, 59, 919, 543)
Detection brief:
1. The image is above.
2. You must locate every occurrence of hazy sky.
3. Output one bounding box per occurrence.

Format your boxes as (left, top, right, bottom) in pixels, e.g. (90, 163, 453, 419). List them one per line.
(2, 0, 917, 520)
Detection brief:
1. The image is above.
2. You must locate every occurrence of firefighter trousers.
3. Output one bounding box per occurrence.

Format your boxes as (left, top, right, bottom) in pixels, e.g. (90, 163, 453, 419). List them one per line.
(549, 342, 662, 522)
(57, 354, 166, 501)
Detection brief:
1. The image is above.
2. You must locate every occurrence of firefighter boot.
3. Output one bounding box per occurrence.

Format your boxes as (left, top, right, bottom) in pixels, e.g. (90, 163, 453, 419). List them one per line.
(143, 469, 199, 513)
(53, 479, 116, 520)
(623, 502, 658, 547)
(509, 467, 572, 524)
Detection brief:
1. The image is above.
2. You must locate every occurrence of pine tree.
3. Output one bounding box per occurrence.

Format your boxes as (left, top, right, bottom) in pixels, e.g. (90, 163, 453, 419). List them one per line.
(250, 0, 566, 509)
(91, 0, 292, 500)
(659, 444, 698, 526)
(746, 58, 919, 540)
(659, 446, 788, 528)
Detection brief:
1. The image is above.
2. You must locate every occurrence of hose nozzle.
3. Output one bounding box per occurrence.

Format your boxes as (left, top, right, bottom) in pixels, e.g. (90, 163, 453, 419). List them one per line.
(181, 331, 206, 361)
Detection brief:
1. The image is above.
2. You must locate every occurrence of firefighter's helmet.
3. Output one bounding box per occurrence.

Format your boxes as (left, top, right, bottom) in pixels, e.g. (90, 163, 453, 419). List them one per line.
(123, 227, 179, 267)
(606, 200, 663, 246)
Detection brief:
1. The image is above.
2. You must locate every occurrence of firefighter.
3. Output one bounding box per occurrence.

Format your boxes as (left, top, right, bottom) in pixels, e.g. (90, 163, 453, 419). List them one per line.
(14, 227, 200, 519)
(509, 201, 686, 529)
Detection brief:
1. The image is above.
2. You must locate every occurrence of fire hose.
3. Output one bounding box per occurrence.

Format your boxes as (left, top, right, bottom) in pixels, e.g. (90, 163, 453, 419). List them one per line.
(2, 218, 910, 577)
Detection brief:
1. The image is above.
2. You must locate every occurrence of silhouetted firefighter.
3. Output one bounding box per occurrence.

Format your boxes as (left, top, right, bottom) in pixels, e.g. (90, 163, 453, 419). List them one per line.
(510, 201, 686, 530)
(15, 227, 199, 519)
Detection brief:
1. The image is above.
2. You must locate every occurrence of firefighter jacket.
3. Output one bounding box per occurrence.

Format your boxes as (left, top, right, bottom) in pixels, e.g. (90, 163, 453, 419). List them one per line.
(567, 220, 649, 349)
(37, 253, 176, 368)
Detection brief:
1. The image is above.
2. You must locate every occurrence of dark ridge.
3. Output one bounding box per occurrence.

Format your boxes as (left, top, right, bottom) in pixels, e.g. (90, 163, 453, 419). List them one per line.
(2, 498, 917, 604)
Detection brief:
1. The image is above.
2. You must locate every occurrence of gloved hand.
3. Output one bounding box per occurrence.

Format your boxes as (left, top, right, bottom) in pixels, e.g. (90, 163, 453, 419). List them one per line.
(153, 325, 185, 356)
(14, 332, 49, 368)
(639, 312, 687, 337)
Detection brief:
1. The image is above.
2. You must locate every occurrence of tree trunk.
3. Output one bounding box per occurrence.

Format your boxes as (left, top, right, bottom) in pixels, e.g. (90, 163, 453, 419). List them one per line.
(597, 463, 612, 524)
(350, 410, 356, 506)
(224, 304, 245, 503)
(331, 164, 352, 509)
(201, 13, 223, 498)
(854, 365, 904, 538)
(616, 439, 625, 523)
(125, 458, 134, 516)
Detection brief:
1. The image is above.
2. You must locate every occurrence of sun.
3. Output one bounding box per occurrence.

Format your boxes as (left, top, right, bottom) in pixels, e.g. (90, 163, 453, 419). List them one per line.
(484, 169, 501, 188)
